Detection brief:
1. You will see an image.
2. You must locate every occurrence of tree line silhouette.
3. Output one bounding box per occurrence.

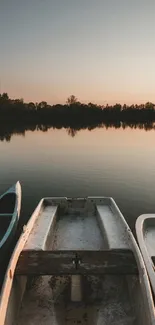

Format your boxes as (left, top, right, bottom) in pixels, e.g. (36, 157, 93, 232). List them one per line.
(0, 93, 155, 141)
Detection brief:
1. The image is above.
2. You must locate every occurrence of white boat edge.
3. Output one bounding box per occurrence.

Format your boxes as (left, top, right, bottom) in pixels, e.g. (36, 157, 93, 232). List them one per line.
(136, 214, 155, 298)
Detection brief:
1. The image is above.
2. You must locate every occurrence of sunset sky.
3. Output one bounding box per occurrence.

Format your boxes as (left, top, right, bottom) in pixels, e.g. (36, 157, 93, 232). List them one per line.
(0, 0, 155, 105)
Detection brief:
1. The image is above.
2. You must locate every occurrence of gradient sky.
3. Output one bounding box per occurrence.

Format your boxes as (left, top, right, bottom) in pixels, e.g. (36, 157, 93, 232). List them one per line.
(0, 0, 155, 105)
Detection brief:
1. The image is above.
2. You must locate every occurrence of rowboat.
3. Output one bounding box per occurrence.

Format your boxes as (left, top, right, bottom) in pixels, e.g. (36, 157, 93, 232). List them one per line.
(0, 197, 155, 325)
(136, 214, 155, 298)
(0, 181, 21, 257)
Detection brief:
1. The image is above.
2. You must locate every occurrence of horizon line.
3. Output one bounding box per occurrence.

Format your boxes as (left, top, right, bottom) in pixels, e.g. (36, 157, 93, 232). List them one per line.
(0, 92, 155, 107)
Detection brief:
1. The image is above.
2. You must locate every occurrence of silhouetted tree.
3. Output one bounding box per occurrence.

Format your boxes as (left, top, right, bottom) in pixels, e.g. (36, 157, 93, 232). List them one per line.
(0, 93, 9, 101)
(66, 95, 77, 105)
(145, 102, 155, 110)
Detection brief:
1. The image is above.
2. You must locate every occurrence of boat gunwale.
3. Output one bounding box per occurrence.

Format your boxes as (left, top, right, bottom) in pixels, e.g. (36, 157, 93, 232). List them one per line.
(0, 198, 44, 325)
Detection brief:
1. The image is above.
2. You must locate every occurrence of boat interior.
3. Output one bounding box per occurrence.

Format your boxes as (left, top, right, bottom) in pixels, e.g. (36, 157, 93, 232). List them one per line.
(0, 193, 16, 241)
(0, 193, 16, 214)
(5, 197, 152, 325)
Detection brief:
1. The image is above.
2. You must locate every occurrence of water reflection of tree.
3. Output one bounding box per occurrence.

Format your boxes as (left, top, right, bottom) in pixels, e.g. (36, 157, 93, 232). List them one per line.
(1, 122, 155, 142)
(67, 128, 77, 137)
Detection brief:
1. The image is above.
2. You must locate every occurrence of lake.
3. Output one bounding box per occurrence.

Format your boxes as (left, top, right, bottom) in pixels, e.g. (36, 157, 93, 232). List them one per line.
(0, 126, 155, 231)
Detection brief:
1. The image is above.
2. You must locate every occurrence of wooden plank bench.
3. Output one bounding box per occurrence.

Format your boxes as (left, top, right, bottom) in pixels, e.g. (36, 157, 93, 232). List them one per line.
(15, 249, 138, 275)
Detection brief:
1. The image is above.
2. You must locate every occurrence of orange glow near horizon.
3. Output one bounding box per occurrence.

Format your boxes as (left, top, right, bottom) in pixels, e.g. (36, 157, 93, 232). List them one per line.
(3, 81, 155, 106)
(1, 1, 155, 106)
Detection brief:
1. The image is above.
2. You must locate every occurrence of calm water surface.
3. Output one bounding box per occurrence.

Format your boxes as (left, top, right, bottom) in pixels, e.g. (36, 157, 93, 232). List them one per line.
(1, 127, 155, 230)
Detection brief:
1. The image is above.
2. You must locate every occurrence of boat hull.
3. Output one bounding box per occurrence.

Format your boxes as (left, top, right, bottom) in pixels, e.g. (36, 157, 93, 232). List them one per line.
(1, 197, 155, 325)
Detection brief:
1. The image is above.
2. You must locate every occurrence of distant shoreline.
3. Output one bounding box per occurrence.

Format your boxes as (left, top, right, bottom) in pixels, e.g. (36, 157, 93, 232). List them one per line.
(0, 93, 155, 141)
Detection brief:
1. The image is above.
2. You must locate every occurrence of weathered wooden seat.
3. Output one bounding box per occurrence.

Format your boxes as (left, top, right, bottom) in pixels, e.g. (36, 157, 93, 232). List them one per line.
(15, 248, 138, 275)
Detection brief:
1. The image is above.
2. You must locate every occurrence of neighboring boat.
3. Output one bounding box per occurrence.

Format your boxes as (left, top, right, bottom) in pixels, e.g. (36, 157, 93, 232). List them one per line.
(0, 181, 21, 257)
(0, 197, 155, 325)
(136, 214, 155, 297)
